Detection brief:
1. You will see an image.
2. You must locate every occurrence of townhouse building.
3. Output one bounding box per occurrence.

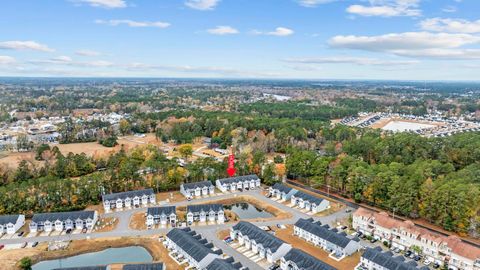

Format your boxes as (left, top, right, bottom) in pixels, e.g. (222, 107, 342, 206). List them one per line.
(280, 248, 337, 270)
(186, 204, 224, 224)
(358, 247, 430, 270)
(146, 206, 177, 227)
(102, 189, 156, 212)
(29, 211, 97, 233)
(205, 258, 247, 270)
(290, 191, 330, 214)
(230, 221, 292, 263)
(269, 183, 298, 201)
(180, 181, 215, 199)
(165, 228, 223, 270)
(0, 214, 25, 235)
(353, 208, 480, 270)
(216, 175, 261, 193)
(294, 218, 361, 259)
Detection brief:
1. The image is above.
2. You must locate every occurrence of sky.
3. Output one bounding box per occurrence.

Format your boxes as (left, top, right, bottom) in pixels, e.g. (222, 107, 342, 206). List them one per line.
(0, 0, 479, 80)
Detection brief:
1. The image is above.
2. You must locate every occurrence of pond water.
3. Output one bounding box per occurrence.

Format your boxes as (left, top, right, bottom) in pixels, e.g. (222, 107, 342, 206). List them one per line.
(32, 246, 153, 270)
(225, 202, 273, 219)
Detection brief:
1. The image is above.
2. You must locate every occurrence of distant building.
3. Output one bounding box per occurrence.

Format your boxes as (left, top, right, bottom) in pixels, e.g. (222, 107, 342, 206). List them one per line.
(269, 183, 298, 201)
(358, 247, 430, 270)
(102, 189, 156, 212)
(290, 191, 330, 214)
(29, 211, 97, 233)
(230, 221, 292, 263)
(186, 204, 224, 224)
(294, 218, 361, 259)
(216, 175, 260, 193)
(280, 248, 337, 270)
(180, 181, 215, 198)
(0, 214, 25, 235)
(146, 206, 176, 227)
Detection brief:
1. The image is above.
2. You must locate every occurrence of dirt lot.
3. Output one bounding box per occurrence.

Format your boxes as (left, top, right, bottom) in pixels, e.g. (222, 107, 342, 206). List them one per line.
(156, 191, 185, 203)
(130, 212, 147, 230)
(275, 225, 361, 269)
(0, 236, 181, 270)
(94, 217, 119, 233)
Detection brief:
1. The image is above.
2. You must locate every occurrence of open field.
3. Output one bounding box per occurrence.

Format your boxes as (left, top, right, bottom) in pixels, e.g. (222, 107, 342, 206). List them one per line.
(130, 212, 147, 231)
(370, 117, 443, 131)
(0, 236, 181, 270)
(275, 225, 361, 269)
(156, 191, 185, 204)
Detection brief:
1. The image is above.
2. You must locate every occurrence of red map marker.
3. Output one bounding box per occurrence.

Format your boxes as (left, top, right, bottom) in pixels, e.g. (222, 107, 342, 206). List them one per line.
(227, 148, 236, 177)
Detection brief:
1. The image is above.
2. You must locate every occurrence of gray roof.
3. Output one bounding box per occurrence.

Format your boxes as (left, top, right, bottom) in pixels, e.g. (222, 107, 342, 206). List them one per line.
(272, 183, 296, 194)
(283, 248, 337, 270)
(182, 181, 214, 190)
(294, 218, 358, 249)
(187, 204, 223, 214)
(217, 174, 259, 185)
(52, 267, 107, 270)
(166, 228, 217, 262)
(232, 221, 287, 253)
(102, 188, 154, 201)
(293, 191, 325, 205)
(123, 263, 164, 270)
(362, 247, 424, 270)
(206, 258, 246, 270)
(147, 206, 176, 216)
(32, 211, 95, 223)
(0, 215, 22, 225)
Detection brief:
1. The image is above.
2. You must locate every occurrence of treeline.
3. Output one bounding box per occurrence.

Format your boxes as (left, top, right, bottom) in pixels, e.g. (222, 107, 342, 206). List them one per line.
(286, 130, 480, 235)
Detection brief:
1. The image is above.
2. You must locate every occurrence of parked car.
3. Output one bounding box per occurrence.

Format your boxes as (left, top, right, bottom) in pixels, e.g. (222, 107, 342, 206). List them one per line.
(0, 245, 4, 250)
(32, 242, 39, 247)
(405, 250, 412, 257)
(21, 242, 27, 248)
(345, 209, 352, 213)
(17, 231, 24, 237)
(268, 265, 280, 270)
(341, 226, 348, 230)
(370, 238, 377, 243)
(433, 262, 440, 269)
(414, 255, 421, 261)
(66, 228, 72, 234)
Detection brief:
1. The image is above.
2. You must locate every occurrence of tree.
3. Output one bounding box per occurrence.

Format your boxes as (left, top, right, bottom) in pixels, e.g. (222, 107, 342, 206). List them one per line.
(178, 144, 193, 161)
(35, 144, 51, 160)
(16, 134, 32, 152)
(14, 160, 33, 182)
(99, 136, 118, 147)
(119, 119, 131, 135)
(19, 257, 32, 270)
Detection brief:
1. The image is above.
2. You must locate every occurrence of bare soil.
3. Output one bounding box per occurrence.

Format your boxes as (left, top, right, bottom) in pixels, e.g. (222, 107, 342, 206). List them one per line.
(130, 212, 147, 231)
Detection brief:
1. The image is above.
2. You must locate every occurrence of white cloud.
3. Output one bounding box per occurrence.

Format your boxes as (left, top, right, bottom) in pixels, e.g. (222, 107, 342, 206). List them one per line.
(329, 32, 480, 59)
(420, 18, 480, 33)
(0, 56, 16, 65)
(75, 49, 101, 56)
(252, 27, 294, 37)
(297, 0, 338, 7)
(347, 0, 421, 17)
(441, 6, 457, 13)
(95, 19, 170, 28)
(207, 26, 239, 35)
(77, 0, 126, 9)
(284, 56, 419, 66)
(185, 0, 220, 10)
(0, 41, 54, 52)
(30, 56, 113, 67)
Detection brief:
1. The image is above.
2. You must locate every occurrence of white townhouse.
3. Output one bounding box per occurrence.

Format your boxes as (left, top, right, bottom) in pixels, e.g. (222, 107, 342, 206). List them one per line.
(29, 210, 98, 233)
(290, 191, 330, 214)
(216, 175, 261, 193)
(294, 218, 361, 259)
(146, 206, 176, 227)
(358, 247, 430, 270)
(230, 221, 292, 263)
(0, 214, 25, 235)
(102, 189, 156, 212)
(280, 248, 337, 270)
(269, 183, 298, 201)
(353, 208, 480, 270)
(180, 181, 215, 199)
(186, 204, 224, 225)
(166, 228, 223, 270)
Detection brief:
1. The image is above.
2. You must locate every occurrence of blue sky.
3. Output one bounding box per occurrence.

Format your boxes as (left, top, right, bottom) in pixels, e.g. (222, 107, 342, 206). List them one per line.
(0, 0, 479, 80)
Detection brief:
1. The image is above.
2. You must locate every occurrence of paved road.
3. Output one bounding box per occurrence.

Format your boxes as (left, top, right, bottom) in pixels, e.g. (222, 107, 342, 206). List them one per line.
(0, 189, 353, 270)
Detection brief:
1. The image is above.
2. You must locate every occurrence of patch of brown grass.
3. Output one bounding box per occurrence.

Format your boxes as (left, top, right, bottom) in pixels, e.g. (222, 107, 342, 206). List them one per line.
(94, 217, 119, 233)
(129, 212, 147, 231)
(156, 191, 185, 203)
